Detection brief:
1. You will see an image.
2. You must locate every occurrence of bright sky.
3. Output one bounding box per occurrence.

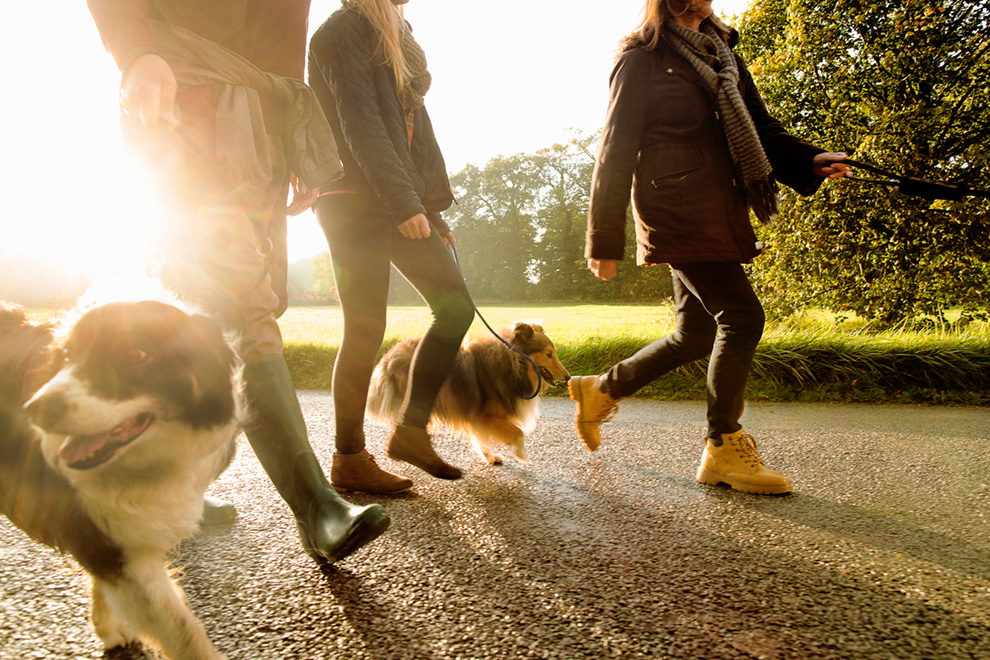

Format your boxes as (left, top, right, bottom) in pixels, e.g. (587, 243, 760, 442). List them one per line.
(1, 0, 750, 274)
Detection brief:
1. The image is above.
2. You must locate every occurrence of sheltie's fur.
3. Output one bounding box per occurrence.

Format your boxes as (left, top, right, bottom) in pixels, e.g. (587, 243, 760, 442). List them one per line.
(0, 300, 241, 660)
(367, 322, 569, 465)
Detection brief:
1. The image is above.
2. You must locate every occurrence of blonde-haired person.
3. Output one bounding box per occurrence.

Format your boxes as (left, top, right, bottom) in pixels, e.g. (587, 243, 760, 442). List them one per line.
(569, 0, 850, 494)
(308, 0, 474, 493)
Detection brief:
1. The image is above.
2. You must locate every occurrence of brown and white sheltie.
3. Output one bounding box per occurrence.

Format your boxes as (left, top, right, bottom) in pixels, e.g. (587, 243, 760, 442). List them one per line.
(367, 322, 570, 465)
(0, 300, 241, 660)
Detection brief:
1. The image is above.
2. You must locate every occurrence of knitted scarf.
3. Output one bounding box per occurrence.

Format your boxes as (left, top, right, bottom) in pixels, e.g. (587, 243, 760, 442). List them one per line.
(396, 18, 431, 111)
(664, 18, 779, 224)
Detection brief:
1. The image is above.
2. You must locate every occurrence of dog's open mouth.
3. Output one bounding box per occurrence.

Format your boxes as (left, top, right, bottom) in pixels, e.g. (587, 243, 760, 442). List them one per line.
(539, 367, 556, 386)
(59, 413, 155, 470)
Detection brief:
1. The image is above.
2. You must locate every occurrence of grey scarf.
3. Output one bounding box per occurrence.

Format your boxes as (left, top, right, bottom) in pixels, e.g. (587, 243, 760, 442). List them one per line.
(664, 19, 779, 223)
(397, 19, 431, 111)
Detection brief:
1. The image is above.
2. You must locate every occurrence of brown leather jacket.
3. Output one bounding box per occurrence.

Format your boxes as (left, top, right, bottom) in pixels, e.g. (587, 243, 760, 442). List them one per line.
(586, 29, 825, 265)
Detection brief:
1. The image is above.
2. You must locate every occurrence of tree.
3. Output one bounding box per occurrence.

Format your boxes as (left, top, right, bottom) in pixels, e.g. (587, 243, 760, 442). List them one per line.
(737, 0, 990, 325)
(310, 251, 338, 305)
(445, 155, 539, 301)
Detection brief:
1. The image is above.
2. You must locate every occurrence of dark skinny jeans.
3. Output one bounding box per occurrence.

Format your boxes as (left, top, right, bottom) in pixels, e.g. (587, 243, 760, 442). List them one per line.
(601, 262, 765, 441)
(314, 194, 474, 454)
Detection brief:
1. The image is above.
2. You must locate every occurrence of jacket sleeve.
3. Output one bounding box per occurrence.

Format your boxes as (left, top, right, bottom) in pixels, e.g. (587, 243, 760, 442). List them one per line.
(738, 55, 825, 197)
(309, 16, 428, 225)
(87, 0, 159, 72)
(586, 50, 650, 260)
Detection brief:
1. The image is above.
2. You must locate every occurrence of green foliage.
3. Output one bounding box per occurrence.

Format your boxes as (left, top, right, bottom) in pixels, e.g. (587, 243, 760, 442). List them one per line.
(737, 0, 990, 325)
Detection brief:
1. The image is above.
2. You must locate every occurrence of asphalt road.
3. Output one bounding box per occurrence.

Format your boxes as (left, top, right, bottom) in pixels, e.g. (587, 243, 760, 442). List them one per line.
(1, 395, 988, 660)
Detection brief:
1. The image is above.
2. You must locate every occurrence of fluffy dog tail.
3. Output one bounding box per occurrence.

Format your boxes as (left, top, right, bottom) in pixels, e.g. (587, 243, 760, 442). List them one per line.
(366, 338, 419, 423)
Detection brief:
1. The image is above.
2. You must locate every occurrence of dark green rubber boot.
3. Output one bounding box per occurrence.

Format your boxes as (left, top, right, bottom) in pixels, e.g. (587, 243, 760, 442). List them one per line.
(241, 355, 390, 563)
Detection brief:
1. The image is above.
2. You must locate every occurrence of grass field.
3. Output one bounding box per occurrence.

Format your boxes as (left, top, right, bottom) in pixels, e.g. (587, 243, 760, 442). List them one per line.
(280, 304, 990, 405)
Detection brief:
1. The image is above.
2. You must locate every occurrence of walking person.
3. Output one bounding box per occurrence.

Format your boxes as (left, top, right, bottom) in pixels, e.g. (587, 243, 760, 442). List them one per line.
(87, 0, 390, 563)
(569, 0, 849, 494)
(308, 0, 475, 493)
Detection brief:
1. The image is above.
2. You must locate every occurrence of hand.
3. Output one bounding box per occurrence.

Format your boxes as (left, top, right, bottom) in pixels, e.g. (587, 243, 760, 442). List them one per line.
(287, 173, 319, 216)
(398, 213, 431, 239)
(120, 53, 179, 131)
(588, 258, 617, 281)
(813, 152, 852, 179)
(441, 231, 456, 248)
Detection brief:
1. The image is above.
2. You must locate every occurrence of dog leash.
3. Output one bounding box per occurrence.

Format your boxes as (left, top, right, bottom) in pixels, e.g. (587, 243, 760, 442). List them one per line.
(840, 158, 990, 201)
(447, 242, 543, 400)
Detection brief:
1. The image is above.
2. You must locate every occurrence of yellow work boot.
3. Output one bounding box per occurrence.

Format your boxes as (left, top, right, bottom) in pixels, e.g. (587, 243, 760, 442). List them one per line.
(696, 429, 792, 495)
(567, 375, 619, 451)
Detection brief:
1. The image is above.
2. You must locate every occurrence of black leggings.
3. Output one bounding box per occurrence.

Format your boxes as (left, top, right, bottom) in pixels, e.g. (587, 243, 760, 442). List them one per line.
(314, 194, 474, 453)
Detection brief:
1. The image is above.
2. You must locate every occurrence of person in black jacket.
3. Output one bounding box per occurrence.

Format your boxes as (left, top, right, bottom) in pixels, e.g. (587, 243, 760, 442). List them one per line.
(309, 0, 474, 492)
(568, 0, 849, 495)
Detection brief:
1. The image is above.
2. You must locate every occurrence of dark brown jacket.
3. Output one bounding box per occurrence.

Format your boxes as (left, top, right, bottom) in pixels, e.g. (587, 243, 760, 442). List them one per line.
(586, 29, 825, 265)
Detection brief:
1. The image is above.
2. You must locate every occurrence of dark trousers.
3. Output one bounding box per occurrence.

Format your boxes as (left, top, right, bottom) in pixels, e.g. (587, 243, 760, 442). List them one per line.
(603, 262, 765, 439)
(314, 194, 474, 453)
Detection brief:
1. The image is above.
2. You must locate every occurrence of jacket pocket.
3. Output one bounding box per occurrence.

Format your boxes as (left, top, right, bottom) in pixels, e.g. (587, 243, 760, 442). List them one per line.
(640, 145, 705, 191)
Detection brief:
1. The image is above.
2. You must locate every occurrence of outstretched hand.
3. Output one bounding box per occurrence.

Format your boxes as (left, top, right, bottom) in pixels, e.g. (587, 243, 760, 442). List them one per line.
(814, 152, 852, 179)
(120, 53, 179, 131)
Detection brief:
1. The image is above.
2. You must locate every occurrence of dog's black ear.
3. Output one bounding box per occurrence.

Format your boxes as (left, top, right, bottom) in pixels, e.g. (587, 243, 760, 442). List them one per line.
(182, 314, 237, 429)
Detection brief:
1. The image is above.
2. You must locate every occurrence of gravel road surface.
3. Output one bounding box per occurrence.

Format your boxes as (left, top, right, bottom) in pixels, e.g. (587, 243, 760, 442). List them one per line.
(2, 395, 988, 660)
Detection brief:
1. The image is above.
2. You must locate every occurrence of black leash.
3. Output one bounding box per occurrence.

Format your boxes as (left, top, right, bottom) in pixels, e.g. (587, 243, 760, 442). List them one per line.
(447, 242, 542, 400)
(841, 158, 990, 201)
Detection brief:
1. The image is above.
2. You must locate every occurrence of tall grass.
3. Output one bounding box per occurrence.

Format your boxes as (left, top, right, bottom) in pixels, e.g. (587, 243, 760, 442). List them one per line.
(281, 304, 990, 405)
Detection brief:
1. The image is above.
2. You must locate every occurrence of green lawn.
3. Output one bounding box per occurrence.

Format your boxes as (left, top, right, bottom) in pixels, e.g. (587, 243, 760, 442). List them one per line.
(280, 304, 990, 405)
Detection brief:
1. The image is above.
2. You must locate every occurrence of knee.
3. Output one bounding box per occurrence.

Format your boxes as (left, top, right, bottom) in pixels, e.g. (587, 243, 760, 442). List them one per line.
(433, 292, 475, 338)
(720, 305, 765, 349)
(672, 329, 718, 362)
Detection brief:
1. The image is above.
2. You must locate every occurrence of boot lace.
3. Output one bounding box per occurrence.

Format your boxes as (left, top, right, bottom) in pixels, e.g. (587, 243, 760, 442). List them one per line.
(596, 400, 619, 424)
(731, 433, 765, 469)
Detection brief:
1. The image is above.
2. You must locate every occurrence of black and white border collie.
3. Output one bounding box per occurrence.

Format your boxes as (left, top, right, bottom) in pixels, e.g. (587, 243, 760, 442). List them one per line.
(0, 300, 241, 660)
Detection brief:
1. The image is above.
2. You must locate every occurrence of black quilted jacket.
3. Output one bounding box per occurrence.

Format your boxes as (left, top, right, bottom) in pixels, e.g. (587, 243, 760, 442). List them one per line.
(308, 7, 453, 231)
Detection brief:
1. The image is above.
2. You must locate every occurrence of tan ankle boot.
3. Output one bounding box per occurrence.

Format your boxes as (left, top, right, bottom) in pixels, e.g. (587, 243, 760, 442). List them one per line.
(567, 375, 619, 451)
(331, 450, 414, 494)
(696, 430, 792, 495)
(386, 425, 462, 480)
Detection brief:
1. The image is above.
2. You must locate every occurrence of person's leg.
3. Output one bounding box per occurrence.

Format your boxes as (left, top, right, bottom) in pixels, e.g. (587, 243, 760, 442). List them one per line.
(390, 232, 475, 428)
(314, 194, 414, 494)
(603, 270, 717, 398)
(151, 87, 390, 558)
(386, 231, 475, 479)
(673, 262, 764, 440)
(674, 263, 789, 494)
(569, 269, 715, 450)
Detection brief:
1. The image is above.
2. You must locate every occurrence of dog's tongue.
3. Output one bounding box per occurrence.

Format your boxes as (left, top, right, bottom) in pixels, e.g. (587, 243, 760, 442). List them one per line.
(59, 414, 153, 469)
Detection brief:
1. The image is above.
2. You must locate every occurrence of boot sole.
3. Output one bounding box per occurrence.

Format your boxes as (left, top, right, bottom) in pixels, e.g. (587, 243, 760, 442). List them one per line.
(302, 505, 392, 565)
(332, 483, 414, 495)
(385, 448, 462, 480)
(696, 468, 792, 495)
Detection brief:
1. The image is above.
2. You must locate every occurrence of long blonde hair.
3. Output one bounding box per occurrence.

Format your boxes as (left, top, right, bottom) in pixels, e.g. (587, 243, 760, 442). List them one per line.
(347, 0, 411, 93)
(621, 0, 731, 52)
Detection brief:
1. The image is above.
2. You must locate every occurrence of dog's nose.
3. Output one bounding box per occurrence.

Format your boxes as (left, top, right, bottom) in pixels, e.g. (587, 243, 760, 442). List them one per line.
(24, 390, 71, 429)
